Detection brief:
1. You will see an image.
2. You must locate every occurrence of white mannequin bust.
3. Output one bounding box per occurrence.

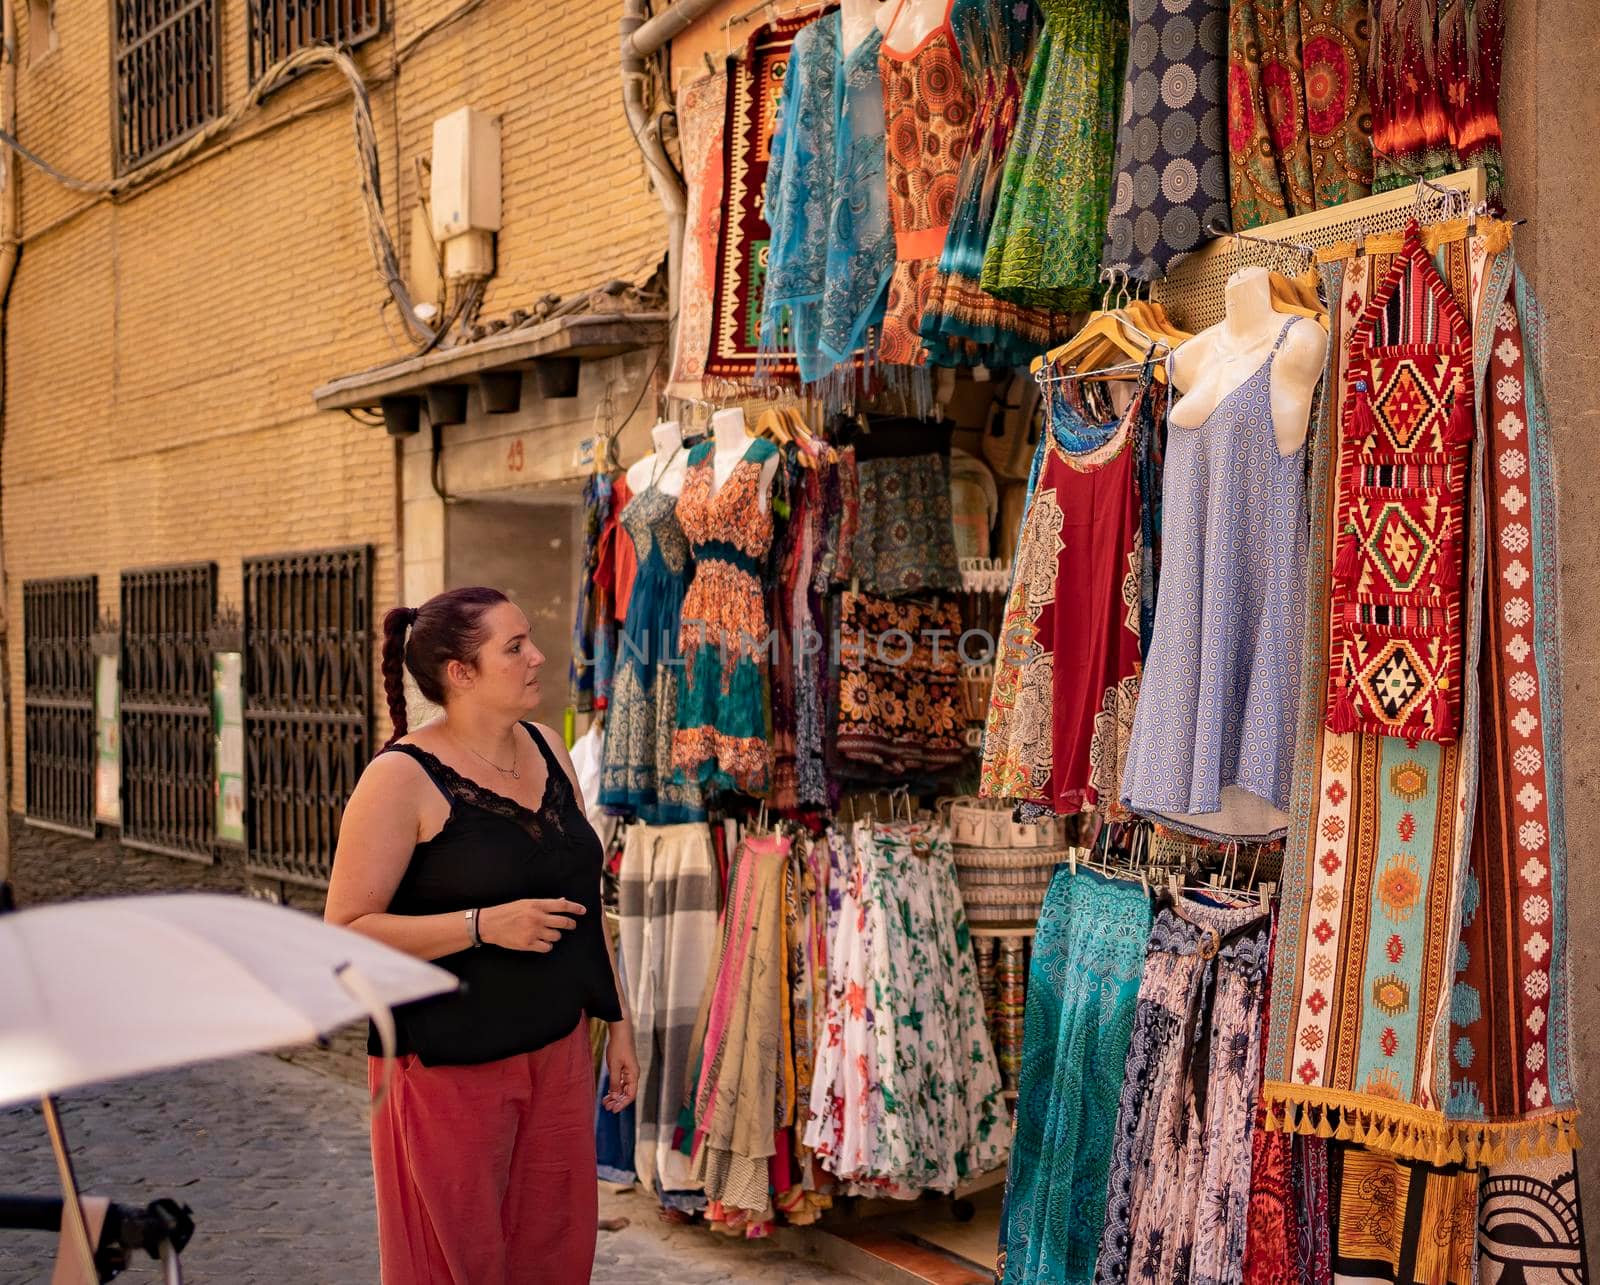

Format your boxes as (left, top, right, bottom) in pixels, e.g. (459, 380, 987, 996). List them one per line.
(625, 420, 688, 497)
(710, 407, 778, 510)
(876, 0, 949, 54)
(842, 0, 884, 53)
(1168, 266, 1329, 456)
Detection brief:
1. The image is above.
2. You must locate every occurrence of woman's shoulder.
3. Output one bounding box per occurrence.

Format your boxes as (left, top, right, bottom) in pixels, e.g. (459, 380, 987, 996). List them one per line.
(343, 744, 441, 827)
(521, 722, 581, 792)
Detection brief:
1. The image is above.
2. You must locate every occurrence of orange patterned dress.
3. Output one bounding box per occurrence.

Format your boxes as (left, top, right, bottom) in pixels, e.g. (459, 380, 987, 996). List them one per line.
(672, 437, 778, 795)
(878, 0, 973, 368)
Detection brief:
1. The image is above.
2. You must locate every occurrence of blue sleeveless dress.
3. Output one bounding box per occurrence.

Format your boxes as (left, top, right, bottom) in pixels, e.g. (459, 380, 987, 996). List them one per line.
(1120, 318, 1308, 837)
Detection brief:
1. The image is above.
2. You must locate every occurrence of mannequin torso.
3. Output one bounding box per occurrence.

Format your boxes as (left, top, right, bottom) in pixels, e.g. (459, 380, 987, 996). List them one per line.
(842, 0, 884, 53)
(710, 408, 779, 509)
(1168, 267, 1329, 456)
(876, 0, 952, 54)
(626, 421, 688, 497)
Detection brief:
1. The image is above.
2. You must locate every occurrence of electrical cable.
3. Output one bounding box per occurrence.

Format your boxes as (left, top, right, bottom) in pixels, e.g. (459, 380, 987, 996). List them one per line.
(0, 0, 502, 348)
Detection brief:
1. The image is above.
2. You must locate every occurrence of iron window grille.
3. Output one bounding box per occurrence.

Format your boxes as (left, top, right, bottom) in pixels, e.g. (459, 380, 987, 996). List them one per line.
(119, 562, 218, 860)
(242, 546, 372, 886)
(248, 0, 384, 86)
(22, 576, 98, 835)
(112, 0, 221, 173)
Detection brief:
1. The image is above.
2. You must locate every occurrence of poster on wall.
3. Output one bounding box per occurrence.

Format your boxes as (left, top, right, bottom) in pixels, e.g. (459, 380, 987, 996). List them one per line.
(212, 651, 245, 846)
(94, 652, 120, 827)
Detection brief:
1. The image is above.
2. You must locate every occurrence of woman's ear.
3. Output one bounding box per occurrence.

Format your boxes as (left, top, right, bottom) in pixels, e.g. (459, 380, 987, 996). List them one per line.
(444, 656, 477, 692)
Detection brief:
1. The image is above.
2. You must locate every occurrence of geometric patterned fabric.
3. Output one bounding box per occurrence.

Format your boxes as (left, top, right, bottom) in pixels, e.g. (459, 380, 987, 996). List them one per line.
(1325, 222, 1474, 743)
(1261, 227, 1490, 1165)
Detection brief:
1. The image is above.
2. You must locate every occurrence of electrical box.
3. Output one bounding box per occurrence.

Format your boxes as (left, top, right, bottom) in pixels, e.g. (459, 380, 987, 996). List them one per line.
(430, 107, 501, 282)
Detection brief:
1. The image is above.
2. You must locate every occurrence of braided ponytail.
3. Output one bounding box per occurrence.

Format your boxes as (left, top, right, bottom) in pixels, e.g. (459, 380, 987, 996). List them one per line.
(380, 606, 415, 748)
(378, 588, 508, 752)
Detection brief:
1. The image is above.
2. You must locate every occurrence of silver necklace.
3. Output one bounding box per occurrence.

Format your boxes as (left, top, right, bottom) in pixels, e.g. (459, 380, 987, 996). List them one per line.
(452, 733, 520, 780)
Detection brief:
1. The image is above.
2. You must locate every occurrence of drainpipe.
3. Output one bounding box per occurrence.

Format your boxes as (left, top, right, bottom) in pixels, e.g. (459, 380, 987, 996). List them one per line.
(620, 0, 725, 315)
(0, 0, 18, 883)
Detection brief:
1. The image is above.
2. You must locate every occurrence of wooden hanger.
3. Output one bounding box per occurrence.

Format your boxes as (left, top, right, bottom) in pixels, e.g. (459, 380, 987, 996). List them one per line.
(1268, 269, 1327, 329)
(1034, 273, 1191, 385)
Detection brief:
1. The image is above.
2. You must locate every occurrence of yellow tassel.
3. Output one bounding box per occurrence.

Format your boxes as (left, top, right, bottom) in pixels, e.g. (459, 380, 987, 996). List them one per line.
(1335, 1113, 1355, 1143)
(1316, 1110, 1335, 1139)
(1534, 1127, 1553, 1160)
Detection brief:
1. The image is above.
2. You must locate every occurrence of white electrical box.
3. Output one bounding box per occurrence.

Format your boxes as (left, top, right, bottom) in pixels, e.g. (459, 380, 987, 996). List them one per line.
(430, 106, 502, 243)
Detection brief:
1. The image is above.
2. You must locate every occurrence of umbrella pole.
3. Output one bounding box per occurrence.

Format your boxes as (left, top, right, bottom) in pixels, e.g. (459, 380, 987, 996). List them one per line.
(40, 1095, 99, 1283)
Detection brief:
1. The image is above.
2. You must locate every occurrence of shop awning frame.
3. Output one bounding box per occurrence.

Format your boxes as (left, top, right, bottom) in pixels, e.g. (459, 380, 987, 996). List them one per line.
(311, 311, 670, 414)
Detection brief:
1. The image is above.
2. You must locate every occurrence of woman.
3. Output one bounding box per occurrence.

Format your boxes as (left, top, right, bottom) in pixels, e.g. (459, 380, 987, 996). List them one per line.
(326, 586, 638, 1284)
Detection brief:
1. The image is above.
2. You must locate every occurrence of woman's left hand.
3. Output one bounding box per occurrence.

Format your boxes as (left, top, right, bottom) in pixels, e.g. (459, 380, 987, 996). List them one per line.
(603, 1020, 639, 1113)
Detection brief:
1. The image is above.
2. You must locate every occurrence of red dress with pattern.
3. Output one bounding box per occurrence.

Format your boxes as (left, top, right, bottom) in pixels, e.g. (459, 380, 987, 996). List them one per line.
(878, 0, 972, 368)
(980, 385, 1145, 814)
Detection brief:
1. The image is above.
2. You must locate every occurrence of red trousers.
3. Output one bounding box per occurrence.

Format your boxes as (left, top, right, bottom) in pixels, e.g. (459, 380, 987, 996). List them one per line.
(369, 1019, 598, 1284)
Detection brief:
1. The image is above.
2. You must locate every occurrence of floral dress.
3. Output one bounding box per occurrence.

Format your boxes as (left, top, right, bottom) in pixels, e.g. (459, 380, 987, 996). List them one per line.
(1226, 0, 1373, 228)
(877, 0, 975, 368)
(981, 0, 1127, 309)
(600, 477, 705, 823)
(805, 819, 1010, 1194)
(673, 438, 778, 795)
(919, 0, 1064, 367)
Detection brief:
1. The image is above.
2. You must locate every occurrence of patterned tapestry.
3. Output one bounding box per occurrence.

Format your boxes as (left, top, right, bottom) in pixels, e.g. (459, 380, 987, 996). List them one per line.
(705, 17, 806, 391)
(1324, 224, 1474, 744)
(667, 71, 728, 401)
(1226, 0, 1373, 229)
(1478, 1150, 1589, 1285)
(1262, 222, 1505, 1162)
(1327, 1142, 1479, 1285)
(1444, 269, 1579, 1149)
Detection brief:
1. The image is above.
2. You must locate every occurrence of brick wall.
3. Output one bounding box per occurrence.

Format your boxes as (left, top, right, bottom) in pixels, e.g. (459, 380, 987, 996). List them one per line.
(2, 0, 667, 802)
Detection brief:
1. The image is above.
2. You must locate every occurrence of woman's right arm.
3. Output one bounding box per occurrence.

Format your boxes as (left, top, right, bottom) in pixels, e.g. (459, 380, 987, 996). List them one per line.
(324, 755, 476, 961)
(324, 754, 589, 960)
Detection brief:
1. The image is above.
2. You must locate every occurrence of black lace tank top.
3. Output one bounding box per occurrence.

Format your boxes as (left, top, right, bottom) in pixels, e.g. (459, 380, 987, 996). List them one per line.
(367, 722, 622, 1065)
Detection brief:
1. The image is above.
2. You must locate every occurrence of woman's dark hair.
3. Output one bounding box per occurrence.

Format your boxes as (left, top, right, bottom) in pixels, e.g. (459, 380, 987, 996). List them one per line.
(381, 586, 510, 746)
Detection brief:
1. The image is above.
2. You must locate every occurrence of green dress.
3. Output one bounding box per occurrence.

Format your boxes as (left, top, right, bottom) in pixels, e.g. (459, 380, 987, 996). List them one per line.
(981, 0, 1127, 311)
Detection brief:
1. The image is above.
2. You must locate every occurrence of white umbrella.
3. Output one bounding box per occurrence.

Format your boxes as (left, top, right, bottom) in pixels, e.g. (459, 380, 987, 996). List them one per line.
(0, 894, 458, 1281)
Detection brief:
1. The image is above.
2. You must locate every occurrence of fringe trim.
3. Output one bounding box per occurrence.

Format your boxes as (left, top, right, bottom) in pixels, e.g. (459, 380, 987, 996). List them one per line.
(1259, 1082, 1581, 1166)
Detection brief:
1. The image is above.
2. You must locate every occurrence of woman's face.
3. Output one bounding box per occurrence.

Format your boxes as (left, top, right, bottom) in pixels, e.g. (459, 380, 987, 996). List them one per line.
(448, 601, 546, 716)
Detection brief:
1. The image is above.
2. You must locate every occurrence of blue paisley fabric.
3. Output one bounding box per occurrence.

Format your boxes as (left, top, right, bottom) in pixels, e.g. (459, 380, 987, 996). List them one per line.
(760, 12, 893, 401)
(998, 867, 1152, 1285)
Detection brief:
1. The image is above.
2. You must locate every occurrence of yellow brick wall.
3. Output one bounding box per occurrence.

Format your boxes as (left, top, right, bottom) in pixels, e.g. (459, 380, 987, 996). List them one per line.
(3, 0, 667, 805)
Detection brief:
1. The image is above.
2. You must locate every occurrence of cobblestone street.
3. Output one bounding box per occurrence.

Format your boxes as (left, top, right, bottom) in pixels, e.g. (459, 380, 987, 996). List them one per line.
(1, 823, 860, 1283)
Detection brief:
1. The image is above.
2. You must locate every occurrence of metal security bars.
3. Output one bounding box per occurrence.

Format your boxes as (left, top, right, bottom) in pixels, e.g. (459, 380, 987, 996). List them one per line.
(248, 0, 384, 85)
(120, 563, 218, 859)
(22, 577, 98, 835)
(242, 547, 372, 886)
(112, 0, 221, 172)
